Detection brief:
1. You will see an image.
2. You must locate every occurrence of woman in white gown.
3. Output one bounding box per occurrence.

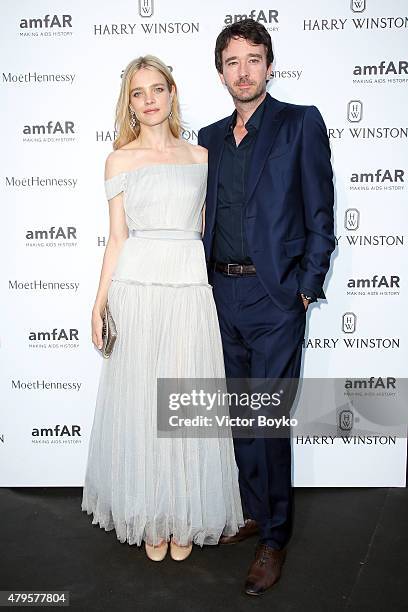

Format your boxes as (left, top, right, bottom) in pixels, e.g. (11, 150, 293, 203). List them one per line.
(81, 55, 244, 561)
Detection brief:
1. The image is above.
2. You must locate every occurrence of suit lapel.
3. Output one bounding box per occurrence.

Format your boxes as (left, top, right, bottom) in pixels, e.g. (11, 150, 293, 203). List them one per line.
(244, 94, 287, 206)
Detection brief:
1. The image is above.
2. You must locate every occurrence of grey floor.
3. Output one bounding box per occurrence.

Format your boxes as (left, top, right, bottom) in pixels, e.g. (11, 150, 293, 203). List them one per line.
(1, 487, 407, 611)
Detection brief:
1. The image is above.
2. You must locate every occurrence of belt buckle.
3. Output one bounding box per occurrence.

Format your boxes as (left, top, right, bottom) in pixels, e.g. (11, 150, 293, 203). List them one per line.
(227, 263, 243, 276)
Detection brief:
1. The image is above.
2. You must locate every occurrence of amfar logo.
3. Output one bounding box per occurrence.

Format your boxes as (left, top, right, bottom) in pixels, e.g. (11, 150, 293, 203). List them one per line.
(25, 226, 77, 240)
(19, 14, 73, 38)
(139, 0, 153, 17)
(224, 10, 279, 26)
(350, 169, 405, 184)
(22, 121, 76, 143)
(347, 274, 401, 289)
(353, 60, 408, 76)
(28, 329, 79, 341)
(342, 312, 357, 334)
(23, 121, 74, 135)
(346, 274, 401, 296)
(347, 100, 363, 122)
(344, 208, 359, 231)
(20, 14, 72, 29)
(351, 0, 366, 13)
(28, 327, 80, 350)
(344, 377, 396, 389)
(32, 425, 82, 444)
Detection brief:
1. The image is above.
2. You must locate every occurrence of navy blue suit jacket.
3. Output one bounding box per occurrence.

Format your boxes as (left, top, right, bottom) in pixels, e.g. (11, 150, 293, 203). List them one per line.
(198, 93, 335, 311)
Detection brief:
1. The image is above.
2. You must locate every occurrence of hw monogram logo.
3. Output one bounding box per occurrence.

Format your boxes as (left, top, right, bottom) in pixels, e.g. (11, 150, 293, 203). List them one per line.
(139, 0, 154, 18)
(342, 312, 357, 334)
(344, 208, 360, 231)
(350, 0, 366, 12)
(338, 409, 354, 431)
(347, 100, 363, 123)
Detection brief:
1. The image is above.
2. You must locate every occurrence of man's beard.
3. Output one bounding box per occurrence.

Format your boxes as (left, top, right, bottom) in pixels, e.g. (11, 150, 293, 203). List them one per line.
(226, 80, 266, 104)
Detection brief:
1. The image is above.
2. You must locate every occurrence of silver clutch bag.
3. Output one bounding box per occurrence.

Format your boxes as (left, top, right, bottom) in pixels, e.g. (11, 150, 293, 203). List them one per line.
(100, 301, 117, 358)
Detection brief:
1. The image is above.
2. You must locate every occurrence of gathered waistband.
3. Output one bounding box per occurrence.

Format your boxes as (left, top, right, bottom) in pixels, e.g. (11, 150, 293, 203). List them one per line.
(129, 229, 202, 240)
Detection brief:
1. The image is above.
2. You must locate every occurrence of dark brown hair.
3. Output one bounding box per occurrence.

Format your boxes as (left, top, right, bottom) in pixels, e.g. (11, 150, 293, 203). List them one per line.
(214, 18, 274, 73)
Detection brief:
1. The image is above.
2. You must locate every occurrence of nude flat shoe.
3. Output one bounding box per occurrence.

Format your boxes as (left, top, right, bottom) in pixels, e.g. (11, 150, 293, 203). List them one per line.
(145, 540, 168, 561)
(170, 538, 193, 561)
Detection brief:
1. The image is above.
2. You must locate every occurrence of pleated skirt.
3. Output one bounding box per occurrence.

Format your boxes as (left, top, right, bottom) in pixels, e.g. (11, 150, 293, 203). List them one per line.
(81, 236, 244, 546)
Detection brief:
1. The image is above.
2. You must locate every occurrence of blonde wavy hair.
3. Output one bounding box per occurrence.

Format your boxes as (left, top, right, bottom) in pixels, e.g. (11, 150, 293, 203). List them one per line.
(113, 55, 182, 150)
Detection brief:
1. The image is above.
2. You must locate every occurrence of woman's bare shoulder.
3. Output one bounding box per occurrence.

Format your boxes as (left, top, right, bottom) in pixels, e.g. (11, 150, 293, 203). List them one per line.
(105, 146, 143, 179)
(183, 142, 208, 164)
(105, 150, 125, 180)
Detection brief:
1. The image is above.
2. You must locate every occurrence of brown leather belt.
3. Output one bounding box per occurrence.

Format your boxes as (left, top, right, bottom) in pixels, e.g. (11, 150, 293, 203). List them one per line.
(212, 261, 257, 276)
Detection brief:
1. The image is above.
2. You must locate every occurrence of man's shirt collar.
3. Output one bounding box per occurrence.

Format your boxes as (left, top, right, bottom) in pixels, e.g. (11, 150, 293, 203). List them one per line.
(226, 95, 267, 138)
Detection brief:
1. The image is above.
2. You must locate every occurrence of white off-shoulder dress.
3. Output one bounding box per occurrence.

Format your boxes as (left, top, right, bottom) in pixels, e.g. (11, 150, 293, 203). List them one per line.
(81, 163, 244, 546)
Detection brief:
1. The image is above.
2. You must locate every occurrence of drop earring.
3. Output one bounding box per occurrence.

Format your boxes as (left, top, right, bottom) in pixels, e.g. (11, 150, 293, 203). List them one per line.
(129, 106, 137, 128)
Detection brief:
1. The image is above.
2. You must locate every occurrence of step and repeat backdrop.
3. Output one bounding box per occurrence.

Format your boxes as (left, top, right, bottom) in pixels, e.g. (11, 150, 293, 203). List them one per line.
(1, 0, 407, 486)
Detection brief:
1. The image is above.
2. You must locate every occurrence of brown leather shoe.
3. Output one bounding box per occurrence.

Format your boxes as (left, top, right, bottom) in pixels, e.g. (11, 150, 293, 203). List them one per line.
(219, 519, 258, 544)
(244, 543, 286, 596)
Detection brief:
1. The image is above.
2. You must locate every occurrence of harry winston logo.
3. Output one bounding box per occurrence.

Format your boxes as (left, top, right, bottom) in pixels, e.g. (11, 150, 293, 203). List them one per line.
(139, 0, 154, 17)
(350, 0, 366, 12)
(338, 409, 354, 431)
(347, 100, 363, 122)
(342, 312, 357, 334)
(344, 208, 360, 231)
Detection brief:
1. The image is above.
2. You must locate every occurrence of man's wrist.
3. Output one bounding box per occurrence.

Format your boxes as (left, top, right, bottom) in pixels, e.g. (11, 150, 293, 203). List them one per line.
(299, 287, 317, 303)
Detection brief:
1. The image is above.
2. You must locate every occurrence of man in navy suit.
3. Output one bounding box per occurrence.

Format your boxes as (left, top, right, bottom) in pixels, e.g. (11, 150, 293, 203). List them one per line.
(198, 19, 335, 595)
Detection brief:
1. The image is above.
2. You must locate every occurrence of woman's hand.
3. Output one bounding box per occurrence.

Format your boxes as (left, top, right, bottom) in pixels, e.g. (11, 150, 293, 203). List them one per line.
(92, 307, 104, 350)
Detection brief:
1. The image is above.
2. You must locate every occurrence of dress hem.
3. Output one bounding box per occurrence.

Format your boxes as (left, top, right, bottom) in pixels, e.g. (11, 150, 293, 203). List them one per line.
(81, 503, 244, 548)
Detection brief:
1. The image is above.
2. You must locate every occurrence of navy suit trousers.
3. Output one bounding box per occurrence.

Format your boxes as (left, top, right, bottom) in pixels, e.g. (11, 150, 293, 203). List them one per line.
(209, 268, 306, 550)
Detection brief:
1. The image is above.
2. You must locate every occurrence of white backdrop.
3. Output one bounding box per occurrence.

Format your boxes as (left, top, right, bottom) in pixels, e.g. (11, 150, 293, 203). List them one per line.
(1, 0, 407, 486)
